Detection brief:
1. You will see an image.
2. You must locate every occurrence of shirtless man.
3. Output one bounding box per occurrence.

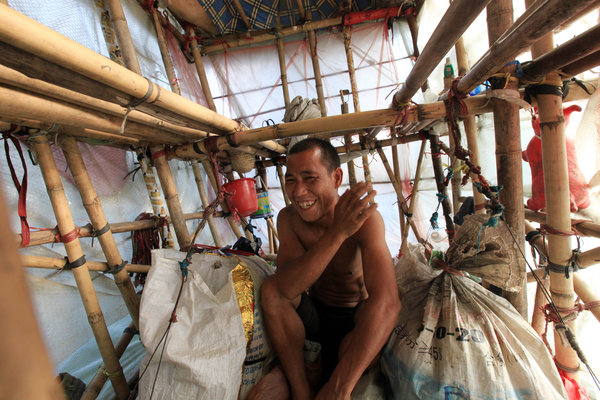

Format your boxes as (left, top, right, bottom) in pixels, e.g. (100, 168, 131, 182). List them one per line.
(261, 138, 401, 400)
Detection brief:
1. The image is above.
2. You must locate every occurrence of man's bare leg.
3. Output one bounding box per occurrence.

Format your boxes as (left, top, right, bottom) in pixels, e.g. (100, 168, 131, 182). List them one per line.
(261, 276, 312, 400)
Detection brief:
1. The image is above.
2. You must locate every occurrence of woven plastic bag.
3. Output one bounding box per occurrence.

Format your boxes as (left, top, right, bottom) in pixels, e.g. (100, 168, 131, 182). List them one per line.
(139, 249, 275, 400)
(381, 243, 567, 399)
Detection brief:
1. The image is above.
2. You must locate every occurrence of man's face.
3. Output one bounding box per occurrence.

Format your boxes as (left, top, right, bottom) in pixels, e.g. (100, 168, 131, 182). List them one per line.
(285, 147, 342, 223)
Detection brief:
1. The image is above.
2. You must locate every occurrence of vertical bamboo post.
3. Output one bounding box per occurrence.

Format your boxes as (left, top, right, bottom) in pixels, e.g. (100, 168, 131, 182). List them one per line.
(340, 94, 357, 186)
(30, 132, 129, 400)
(400, 139, 427, 254)
(60, 136, 140, 328)
(443, 58, 462, 214)
(151, 7, 181, 95)
(342, 25, 371, 185)
(276, 163, 291, 206)
(307, 16, 327, 116)
(429, 134, 455, 241)
(201, 159, 244, 238)
(275, 17, 290, 109)
(105, 0, 142, 75)
(0, 185, 64, 399)
(525, 221, 551, 335)
(454, 37, 486, 214)
(151, 145, 191, 250)
(191, 161, 223, 247)
(526, 0, 579, 374)
(488, 0, 527, 317)
(391, 144, 406, 240)
(188, 26, 216, 112)
(81, 323, 137, 400)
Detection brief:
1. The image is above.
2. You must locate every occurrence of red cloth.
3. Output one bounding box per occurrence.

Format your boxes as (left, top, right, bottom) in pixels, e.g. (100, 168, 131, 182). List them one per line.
(522, 105, 589, 212)
(557, 365, 591, 400)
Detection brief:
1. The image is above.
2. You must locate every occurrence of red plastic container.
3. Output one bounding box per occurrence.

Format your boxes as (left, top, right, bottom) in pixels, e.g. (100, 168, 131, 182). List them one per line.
(223, 178, 259, 217)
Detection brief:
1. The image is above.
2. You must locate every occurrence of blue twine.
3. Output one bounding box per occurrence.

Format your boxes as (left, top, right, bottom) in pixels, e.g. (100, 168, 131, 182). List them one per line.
(430, 211, 439, 229)
(178, 254, 192, 278)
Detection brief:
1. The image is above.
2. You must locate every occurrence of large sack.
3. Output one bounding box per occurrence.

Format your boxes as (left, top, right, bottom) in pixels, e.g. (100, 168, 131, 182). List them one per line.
(139, 249, 275, 400)
(382, 242, 566, 399)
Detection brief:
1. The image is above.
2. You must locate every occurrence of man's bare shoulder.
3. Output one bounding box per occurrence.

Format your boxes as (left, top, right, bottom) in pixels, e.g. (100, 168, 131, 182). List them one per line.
(355, 208, 386, 242)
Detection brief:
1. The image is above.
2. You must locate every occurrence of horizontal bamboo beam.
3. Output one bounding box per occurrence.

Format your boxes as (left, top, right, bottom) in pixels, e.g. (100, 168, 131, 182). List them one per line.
(202, 17, 343, 55)
(174, 95, 494, 155)
(455, 0, 599, 95)
(560, 51, 600, 78)
(0, 4, 240, 134)
(20, 254, 150, 273)
(393, 0, 492, 104)
(525, 209, 600, 239)
(522, 24, 600, 82)
(16, 211, 224, 248)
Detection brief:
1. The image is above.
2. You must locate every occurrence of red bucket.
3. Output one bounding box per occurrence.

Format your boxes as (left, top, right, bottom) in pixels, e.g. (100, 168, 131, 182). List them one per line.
(223, 178, 258, 217)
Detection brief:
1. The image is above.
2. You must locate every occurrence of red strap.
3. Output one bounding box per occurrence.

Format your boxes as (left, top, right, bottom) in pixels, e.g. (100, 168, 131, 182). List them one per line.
(57, 227, 81, 244)
(3, 129, 30, 247)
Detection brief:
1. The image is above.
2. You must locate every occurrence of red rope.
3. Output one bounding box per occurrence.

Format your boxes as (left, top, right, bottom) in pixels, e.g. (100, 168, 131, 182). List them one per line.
(3, 127, 30, 247)
(56, 227, 81, 244)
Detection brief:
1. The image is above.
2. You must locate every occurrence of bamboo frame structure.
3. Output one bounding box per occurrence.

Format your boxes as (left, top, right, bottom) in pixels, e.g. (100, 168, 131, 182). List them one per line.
(192, 160, 223, 247)
(428, 134, 455, 240)
(560, 51, 600, 78)
(188, 26, 217, 112)
(30, 132, 129, 399)
(21, 255, 150, 274)
(0, 185, 64, 399)
(442, 61, 461, 215)
(307, 18, 327, 116)
(275, 19, 291, 109)
(526, 7, 580, 373)
(400, 139, 426, 254)
(487, 0, 527, 318)
(105, 0, 142, 75)
(60, 136, 140, 328)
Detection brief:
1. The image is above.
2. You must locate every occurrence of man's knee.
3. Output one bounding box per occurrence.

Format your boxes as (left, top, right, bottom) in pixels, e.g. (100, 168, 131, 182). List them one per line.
(261, 275, 300, 315)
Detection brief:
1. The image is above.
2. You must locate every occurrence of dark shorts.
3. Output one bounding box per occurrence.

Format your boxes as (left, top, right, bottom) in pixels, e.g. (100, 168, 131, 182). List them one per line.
(296, 293, 359, 380)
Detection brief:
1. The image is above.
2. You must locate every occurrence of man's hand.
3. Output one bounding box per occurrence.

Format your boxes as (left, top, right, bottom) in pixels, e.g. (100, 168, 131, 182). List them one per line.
(314, 380, 351, 400)
(331, 182, 378, 239)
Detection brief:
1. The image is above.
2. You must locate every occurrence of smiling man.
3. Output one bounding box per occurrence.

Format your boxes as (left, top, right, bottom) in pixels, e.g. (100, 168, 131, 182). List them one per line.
(261, 138, 401, 400)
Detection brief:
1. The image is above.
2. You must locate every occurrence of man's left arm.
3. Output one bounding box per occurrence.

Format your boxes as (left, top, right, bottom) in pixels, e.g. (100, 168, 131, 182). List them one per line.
(317, 211, 401, 399)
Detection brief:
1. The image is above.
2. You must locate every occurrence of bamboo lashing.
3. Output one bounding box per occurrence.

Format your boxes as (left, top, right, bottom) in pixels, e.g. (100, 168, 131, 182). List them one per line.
(452, 0, 599, 97)
(16, 210, 224, 248)
(428, 134, 455, 241)
(81, 322, 137, 400)
(151, 145, 192, 250)
(487, 0, 527, 318)
(393, 0, 492, 105)
(526, 6, 580, 375)
(525, 210, 600, 239)
(187, 25, 216, 112)
(521, 24, 600, 83)
(30, 132, 129, 399)
(0, 4, 240, 134)
(21, 254, 150, 274)
(453, 36, 486, 214)
(60, 136, 140, 328)
(0, 185, 64, 399)
(400, 139, 426, 254)
(192, 160, 223, 247)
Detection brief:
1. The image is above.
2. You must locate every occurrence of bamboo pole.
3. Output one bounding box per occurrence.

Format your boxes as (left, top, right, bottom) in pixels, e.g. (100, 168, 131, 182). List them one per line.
(191, 160, 223, 247)
(400, 139, 426, 254)
(428, 134, 455, 241)
(188, 26, 216, 112)
(487, 0, 527, 318)
(30, 132, 129, 399)
(0, 4, 240, 134)
(0, 85, 191, 145)
(526, 3, 579, 374)
(561, 51, 600, 78)
(81, 323, 137, 400)
(232, 0, 252, 30)
(453, 0, 599, 97)
(21, 255, 150, 274)
(307, 18, 327, 116)
(391, 144, 405, 239)
(375, 147, 426, 245)
(151, 7, 181, 95)
(522, 24, 600, 83)
(151, 145, 191, 250)
(60, 136, 140, 328)
(393, 0, 492, 105)
(16, 210, 222, 248)
(339, 95, 357, 186)
(454, 37, 486, 214)
(442, 58, 461, 214)
(275, 19, 291, 108)
(0, 186, 64, 399)
(105, 0, 142, 75)
(276, 163, 291, 206)
(525, 209, 600, 239)
(201, 159, 244, 238)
